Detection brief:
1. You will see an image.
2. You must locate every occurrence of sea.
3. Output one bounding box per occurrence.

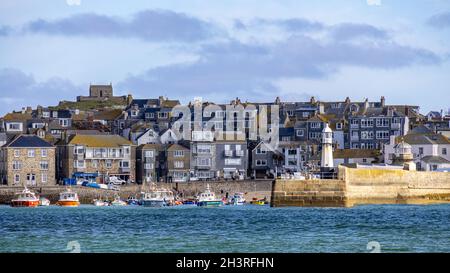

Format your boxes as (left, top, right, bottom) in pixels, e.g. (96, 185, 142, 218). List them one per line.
(0, 204, 449, 253)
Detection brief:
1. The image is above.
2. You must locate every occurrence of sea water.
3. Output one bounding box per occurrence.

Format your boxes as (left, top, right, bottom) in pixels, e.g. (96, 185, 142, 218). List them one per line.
(0, 204, 449, 253)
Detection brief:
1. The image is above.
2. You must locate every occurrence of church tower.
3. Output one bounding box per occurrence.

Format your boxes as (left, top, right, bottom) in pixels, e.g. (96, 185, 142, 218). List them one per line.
(321, 123, 334, 170)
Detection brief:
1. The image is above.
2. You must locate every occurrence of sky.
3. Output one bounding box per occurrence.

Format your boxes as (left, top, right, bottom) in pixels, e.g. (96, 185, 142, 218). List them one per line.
(1, 0, 450, 115)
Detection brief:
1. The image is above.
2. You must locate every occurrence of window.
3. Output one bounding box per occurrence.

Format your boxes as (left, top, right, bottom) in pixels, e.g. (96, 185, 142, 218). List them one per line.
(74, 146, 84, 155)
(376, 131, 390, 139)
(59, 119, 69, 127)
(310, 122, 321, 129)
(14, 150, 20, 157)
(361, 119, 374, 128)
(376, 118, 389, 127)
(14, 174, 20, 184)
(215, 111, 225, 118)
(256, 160, 267, 166)
(41, 149, 48, 158)
(7, 123, 22, 131)
(256, 147, 267, 154)
(215, 121, 223, 130)
(41, 173, 48, 183)
(336, 123, 343, 130)
(288, 149, 297, 155)
(174, 150, 184, 157)
(296, 130, 304, 137)
(362, 158, 367, 163)
(442, 148, 447, 155)
(106, 160, 112, 169)
(145, 151, 154, 158)
(120, 161, 130, 168)
(419, 147, 424, 155)
(197, 158, 211, 166)
(158, 112, 168, 119)
(225, 158, 241, 165)
(92, 160, 98, 168)
(174, 161, 184, 168)
(197, 144, 211, 154)
(145, 113, 155, 119)
(123, 147, 130, 155)
(28, 150, 35, 158)
(131, 110, 139, 117)
(12, 161, 22, 170)
(40, 161, 49, 170)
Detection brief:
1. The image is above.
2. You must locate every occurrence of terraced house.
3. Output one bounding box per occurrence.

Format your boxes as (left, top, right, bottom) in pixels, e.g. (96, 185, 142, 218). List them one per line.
(0, 135, 56, 186)
(56, 134, 135, 183)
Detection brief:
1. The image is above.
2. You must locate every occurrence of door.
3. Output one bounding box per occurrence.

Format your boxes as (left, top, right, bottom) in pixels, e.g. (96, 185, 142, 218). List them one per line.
(27, 173, 36, 186)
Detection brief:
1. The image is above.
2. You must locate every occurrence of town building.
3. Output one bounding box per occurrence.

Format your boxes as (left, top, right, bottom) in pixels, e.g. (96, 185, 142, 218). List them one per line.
(56, 134, 135, 183)
(135, 143, 165, 183)
(0, 135, 56, 186)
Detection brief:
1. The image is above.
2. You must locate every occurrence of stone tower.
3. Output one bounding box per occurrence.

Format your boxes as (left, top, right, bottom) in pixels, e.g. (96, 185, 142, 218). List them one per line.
(321, 123, 334, 169)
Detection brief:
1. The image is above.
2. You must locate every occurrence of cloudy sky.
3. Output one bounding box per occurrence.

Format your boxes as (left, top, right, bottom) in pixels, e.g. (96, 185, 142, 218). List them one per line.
(1, 0, 450, 115)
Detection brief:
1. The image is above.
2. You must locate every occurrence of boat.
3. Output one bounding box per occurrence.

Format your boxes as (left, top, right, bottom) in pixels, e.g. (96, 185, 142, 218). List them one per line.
(141, 183, 174, 207)
(229, 192, 246, 205)
(11, 187, 40, 207)
(249, 197, 268, 206)
(182, 198, 197, 206)
(39, 197, 51, 206)
(127, 196, 140, 206)
(110, 195, 127, 206)
(93, 199, 109, 206)
(56, 188, 80, 207)
(196, 184, 223, 207)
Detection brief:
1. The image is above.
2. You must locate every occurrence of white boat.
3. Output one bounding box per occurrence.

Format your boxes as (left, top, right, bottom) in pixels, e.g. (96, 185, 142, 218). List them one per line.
(39, 197, 51, 206)
(197, 184, 223, 207)
(110, 195, 127, 206)
(229, 192, 246, 205)
(93, 199, 109, 207)
(141, 183, 174, 207)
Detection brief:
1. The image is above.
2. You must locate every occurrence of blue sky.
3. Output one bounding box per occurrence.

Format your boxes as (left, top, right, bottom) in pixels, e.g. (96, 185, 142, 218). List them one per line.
(1, 0, 450, 115)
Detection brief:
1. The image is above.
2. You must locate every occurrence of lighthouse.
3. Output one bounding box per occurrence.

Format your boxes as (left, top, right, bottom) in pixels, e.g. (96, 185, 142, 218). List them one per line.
(321, 123, 334, 170)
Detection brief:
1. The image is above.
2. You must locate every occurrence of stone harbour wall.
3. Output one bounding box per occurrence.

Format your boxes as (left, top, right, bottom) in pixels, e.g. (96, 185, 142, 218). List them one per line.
(272, 166, 450, 207)
(0, 180, 273, 204)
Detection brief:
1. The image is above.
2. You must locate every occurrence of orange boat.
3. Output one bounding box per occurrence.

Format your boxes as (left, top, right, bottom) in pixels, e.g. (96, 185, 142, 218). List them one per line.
(56, 188, 80, 207)
(11, 187, 40, 207)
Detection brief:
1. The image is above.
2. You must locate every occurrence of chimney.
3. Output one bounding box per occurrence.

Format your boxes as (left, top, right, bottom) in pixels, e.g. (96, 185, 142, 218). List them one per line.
(364, 98, 369, 109)
(441, 109, 444, 121)
(275, 96, 281, 105)
(318, 102, 325, 114)
(310, 96, 316, 104)
(37, 105, 43, 117)
(387, 107, 394, 117)
(345, 97, 350, 104)
(380, 96, 385, 107)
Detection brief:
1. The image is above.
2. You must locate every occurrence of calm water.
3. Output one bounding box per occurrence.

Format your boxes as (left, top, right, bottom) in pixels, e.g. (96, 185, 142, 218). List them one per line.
(0, 204, 449, 253)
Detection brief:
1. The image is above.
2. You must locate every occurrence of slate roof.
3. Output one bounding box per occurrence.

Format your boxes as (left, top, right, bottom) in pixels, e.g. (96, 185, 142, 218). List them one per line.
(5, 135, 54, 148)
(421, 156, 450, 164)
(397, 133, 450, 145)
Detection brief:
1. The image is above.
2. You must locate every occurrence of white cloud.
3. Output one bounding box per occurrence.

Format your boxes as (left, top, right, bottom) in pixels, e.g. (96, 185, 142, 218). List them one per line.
(66, 0, 81, 6)
(366, 0, 381, 6)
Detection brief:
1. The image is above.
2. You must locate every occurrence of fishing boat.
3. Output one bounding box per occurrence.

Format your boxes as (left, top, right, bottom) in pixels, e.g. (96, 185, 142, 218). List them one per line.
(93, 199, 109, 206)
(111, 195, 127, 206)
(196, 184, 223, 207)
(141, 183, 174, 207)
(10, 187, 40, 207)
(127, 196, 140, 206)
(56, 188, 80, 207)
(229, 192, 246, 205)
(39, 197, 51, 206)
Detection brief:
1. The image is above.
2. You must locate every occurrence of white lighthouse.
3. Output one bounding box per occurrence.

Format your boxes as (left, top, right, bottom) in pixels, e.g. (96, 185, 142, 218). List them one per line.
(321, 123, 334, 169)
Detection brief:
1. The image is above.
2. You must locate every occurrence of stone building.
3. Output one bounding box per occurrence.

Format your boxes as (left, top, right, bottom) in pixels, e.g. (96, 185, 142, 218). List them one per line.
(135, 143, 165, 184)
(77, 84, 127, 103)
(56, 134, 135, 183)
(166, 143, 190, 182)
(0, 135, 56, 186)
